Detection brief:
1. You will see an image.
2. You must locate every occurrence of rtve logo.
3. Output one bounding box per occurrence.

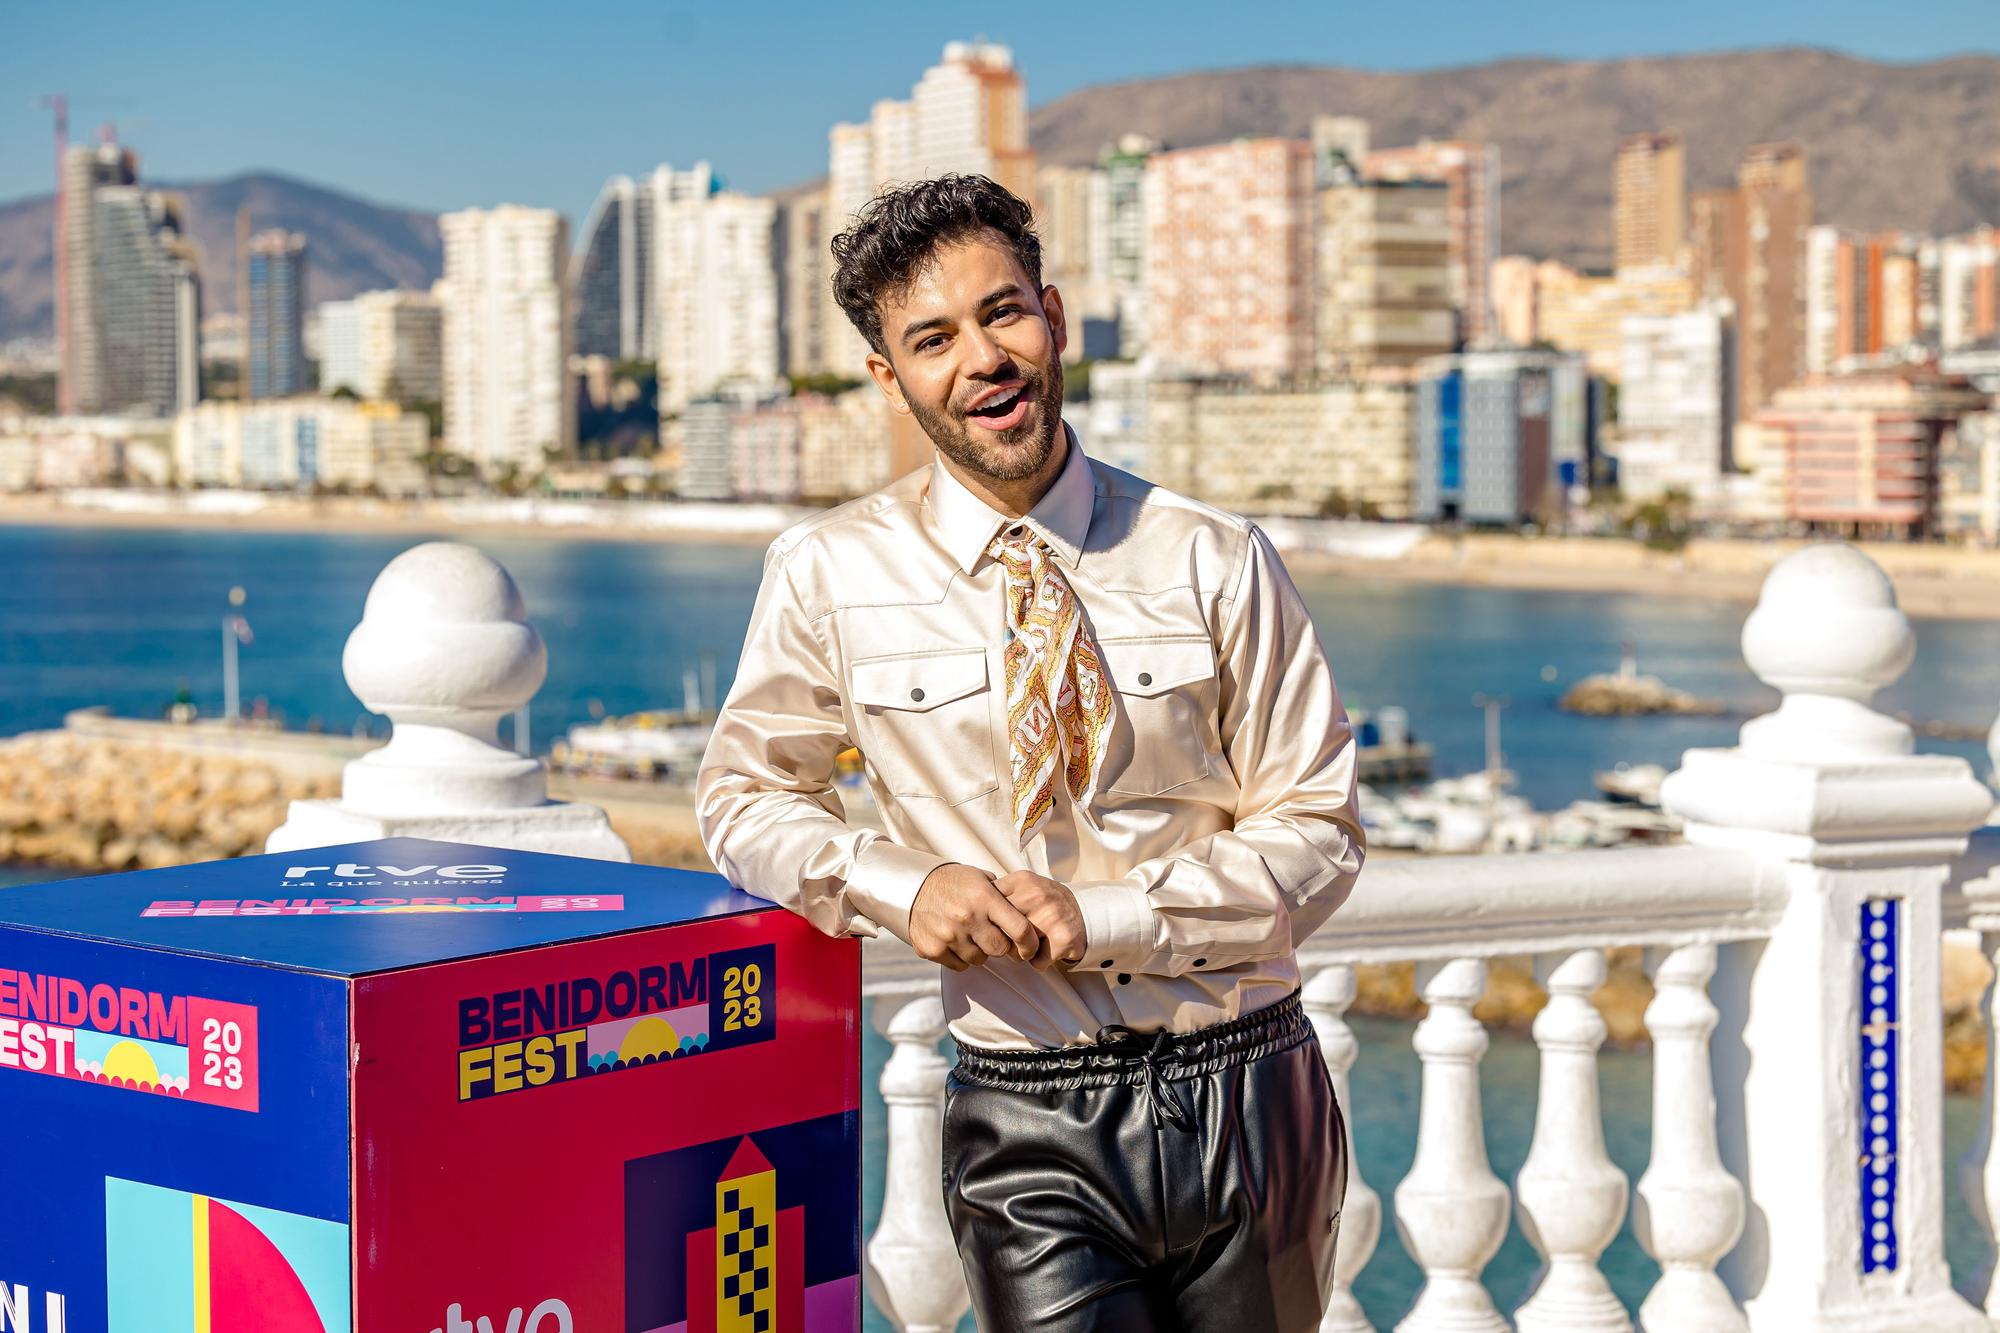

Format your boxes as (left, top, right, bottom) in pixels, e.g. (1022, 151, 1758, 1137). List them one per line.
(428, 1298, 572, 1333)
(0, 1280, 68, 1332)
(282, 862, 507, 880)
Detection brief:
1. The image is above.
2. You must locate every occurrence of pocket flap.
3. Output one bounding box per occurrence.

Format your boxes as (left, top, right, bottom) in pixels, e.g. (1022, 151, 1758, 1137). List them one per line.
(850, 648, 989, 712)
(1098, 637, 1215, 697)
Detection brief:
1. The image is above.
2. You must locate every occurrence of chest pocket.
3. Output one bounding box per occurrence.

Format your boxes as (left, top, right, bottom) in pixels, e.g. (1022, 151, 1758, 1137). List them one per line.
(1097, 636, 1217, 796)
(848, 647, 998, 805)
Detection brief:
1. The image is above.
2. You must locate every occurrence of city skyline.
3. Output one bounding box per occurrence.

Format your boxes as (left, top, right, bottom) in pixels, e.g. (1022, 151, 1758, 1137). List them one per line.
(3, 2, 1992, 232)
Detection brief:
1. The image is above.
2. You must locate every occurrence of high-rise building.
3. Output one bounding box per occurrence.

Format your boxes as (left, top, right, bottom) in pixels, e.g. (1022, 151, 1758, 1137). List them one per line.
(1145, 138, 1316, 377)
(815, 42, 1038, 376)
(1721, 142, 1812, 416)
(1315, 173, 1455, 373)
(1804, 226, 1936, 375)
(731, 398, 803, 503)
(92, 184, 201, 417)
(1364, 140, 1501, 343)
(318, 289, 443, 402)
(1754, 365, 1987, 537)
(1034, 163, 1118, 362)
(1414, 349, 1592, 524)
(780, 191, 829, 379)
(246, 230, 308, 399)
(1089, 135, 1158, 358)
(796, 388, 894, 503)
(570, 174, 652, 362)
(439, 205, 572, 474)
(1614, 131, 1686, 274)
(1489, 256, 1542, 347)
(1688, 188, 1734, 304)
(57, 141, 200, 417)
(1939, 228, 2000, 353)
(655, 167, 779, 412)
(1309, 115, 1371, 185)
(674, 399, 736, 500)
(1532, 262, 1696, 380)
(1617, 307, 1734, 502)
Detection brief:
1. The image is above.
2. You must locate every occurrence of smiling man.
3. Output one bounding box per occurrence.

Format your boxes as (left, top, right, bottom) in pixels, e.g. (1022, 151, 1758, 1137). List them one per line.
(696, 175, 1365, 1331)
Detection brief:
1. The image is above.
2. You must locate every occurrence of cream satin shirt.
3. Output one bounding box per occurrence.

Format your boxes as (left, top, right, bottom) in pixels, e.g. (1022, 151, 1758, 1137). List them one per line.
(696, 431, 1366, 1051)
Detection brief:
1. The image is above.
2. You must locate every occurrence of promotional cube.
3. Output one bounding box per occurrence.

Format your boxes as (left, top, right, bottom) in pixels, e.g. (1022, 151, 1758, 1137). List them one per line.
(0, 837, 862, 1333)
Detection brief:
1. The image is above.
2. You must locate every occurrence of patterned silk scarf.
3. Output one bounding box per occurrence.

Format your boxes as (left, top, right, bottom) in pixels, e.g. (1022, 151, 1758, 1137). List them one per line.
(988, 527, 1115, 845)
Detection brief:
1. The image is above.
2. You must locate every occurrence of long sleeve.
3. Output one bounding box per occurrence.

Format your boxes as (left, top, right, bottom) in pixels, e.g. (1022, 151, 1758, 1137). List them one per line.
(1072, 524, 1367, 975)
(695, 544, 950, 945)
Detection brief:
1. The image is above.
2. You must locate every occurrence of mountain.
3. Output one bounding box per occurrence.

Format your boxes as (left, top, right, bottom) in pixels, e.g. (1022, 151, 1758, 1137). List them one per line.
(1028, 48, 2000, 271)
(0, 172, 440, 344)
(2, 50, 1996, 343)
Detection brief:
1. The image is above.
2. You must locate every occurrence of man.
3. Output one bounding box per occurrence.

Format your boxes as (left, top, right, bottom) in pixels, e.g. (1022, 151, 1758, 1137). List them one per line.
(696, 174, 1364, 1331)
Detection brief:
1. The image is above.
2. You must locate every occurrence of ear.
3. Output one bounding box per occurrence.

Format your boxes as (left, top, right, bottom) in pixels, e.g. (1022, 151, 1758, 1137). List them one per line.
(1041, 284, 1069, 360)
(865, 349, 910, 415)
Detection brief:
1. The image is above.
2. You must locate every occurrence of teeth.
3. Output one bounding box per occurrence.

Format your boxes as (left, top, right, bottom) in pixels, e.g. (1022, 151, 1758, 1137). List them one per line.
(977, 389, 1020, 413)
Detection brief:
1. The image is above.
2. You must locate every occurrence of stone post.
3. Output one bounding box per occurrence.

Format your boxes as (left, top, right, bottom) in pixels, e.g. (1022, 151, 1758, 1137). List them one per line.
(1660, 543, 1992, 1332)
(266, 542, 628, 860)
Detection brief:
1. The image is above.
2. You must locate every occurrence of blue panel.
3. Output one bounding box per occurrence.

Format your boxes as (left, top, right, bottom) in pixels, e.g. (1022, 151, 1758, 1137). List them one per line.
(1859, 896, 1900, 1275)
(0, 929, 348, 1330)
(0, 838, 775, 978)
(1437, 372, 1463, 496)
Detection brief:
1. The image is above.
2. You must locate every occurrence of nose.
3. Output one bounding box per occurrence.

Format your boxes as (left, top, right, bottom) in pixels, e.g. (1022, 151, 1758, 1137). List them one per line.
(961, 323, 1009, 378)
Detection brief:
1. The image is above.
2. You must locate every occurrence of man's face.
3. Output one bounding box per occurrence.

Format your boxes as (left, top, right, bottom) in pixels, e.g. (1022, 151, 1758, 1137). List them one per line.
(865, 233, 1068, 483)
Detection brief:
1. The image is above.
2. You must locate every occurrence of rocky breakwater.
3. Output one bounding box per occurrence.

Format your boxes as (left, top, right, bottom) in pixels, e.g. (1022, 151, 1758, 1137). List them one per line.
(1559, 671, 1727, 717)
(0, 731, 337, 871)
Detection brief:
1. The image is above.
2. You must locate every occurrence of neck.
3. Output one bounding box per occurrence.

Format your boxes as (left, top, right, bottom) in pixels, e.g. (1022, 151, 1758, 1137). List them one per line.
(942, 427, 1070, 520)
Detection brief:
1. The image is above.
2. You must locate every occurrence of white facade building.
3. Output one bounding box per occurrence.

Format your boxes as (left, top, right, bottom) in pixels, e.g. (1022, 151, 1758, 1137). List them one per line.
(1618, 307, 1735, 503)
(319, 289, 444, 403)
(174, 398, 428, 491)
(439, 206, 572, 474)
(655, 171, 779, 413)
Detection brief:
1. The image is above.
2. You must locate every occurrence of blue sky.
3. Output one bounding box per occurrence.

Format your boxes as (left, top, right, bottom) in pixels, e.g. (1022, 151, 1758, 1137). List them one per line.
(3, 0, 1991, 227)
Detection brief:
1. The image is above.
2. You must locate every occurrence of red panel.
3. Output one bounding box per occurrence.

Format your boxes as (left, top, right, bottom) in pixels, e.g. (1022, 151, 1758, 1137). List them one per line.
(686, 1226, 716, 1333)
(777, 1205, 803, 1332)
(349, 909, 859, 1330)
(206, 1197, 327, 1331)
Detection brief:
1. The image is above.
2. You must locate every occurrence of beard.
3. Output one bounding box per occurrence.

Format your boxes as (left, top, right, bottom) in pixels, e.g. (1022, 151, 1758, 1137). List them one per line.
(905, 357, 1065, 483)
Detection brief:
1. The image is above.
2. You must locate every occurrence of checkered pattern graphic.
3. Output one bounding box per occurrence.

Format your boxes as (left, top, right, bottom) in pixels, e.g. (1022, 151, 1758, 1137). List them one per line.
(716, 1173, 777, 1331)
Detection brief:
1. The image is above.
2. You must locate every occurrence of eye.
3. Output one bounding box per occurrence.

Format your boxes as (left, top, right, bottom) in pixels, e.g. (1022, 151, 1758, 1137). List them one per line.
(989, 305, 1021, 322)
(917, 334, 945, 353)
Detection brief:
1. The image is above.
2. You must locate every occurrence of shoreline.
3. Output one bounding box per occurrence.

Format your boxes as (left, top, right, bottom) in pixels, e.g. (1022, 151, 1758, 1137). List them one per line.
(3, 493, 1999, 620)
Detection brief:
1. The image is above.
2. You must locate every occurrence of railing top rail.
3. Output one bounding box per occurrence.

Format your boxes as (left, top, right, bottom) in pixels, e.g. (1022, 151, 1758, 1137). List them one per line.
(1946, 823, 2000, 933)
(862, 842, 1777, 994)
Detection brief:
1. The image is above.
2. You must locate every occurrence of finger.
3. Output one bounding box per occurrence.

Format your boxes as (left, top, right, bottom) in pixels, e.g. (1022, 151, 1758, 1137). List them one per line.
(951, 936, 990, 969)
(983, 893, 1042, 960)
(1029, 936, 1057, 971)
(969, 920, 1017, 962)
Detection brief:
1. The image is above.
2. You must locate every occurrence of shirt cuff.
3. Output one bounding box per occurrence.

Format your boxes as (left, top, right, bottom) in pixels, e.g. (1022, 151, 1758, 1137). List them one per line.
(1075, 884, 1157, 972)
(848, 838, 952, 946)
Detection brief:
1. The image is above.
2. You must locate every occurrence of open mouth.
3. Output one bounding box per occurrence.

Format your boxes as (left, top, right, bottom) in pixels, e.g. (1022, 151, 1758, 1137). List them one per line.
(965, 385, 1031, 432)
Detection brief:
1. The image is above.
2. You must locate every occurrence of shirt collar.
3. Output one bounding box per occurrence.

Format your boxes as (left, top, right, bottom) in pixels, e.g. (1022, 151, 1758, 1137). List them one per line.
(927, 423, 1094, 576)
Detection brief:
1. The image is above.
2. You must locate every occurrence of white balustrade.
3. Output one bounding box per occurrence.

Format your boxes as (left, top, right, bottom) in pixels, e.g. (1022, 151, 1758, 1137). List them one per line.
(1663, 543, 1993, 1332)
(312, 533, 2000, 1331)
(1305, 964, 1380, 1333)
(1395, 957, 1511, 1333)
(1632, 944, 1747, 1332)
(862, 992, 970, 1333)
(266, 541, 628, 860)
(1514, 948, 1629, 1333)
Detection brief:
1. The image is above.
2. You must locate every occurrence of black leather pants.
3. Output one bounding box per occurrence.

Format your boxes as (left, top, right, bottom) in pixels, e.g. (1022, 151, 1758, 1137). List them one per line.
(942, 993, 1347, 1332)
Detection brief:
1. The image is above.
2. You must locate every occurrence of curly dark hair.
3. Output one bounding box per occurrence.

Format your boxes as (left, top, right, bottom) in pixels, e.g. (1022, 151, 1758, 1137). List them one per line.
(830, 173, 1044, 358)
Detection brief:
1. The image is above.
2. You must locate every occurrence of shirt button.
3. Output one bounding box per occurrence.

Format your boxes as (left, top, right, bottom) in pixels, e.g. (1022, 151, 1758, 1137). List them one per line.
(1100, 960, 1113, 969)
(1137, 672, 1153, 686)
(1194, 958, 1207, 967)
(1008, 524, 1025, 536)
(1117, 973, 1131, 985)
(910, 687, 925, 702)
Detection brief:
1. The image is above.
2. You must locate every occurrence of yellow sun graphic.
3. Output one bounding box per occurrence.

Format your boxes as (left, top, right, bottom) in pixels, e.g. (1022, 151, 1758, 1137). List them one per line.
(101, 1040, 161, 1085)
(618, 1016, 680, 1062)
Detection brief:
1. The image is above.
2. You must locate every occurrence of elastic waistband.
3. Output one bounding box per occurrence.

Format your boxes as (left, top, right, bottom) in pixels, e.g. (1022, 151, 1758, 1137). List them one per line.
(953, 991, 1312, 1094)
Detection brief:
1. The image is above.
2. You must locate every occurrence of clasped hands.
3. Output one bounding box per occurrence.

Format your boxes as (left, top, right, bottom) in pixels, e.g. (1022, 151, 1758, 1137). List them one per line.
(909, 863, 1087, 972)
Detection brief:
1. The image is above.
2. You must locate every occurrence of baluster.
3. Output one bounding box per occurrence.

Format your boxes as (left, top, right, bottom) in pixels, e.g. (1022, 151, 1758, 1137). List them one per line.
(1514, 949, 1630, 1332)
(1305, 963, 1381, 1332)
(1633, 944, 1746, 1331)
(1394, 957, 1511, 1333)
(1958, 931, 2000, 1316)
(863, 993, 969, 1333)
